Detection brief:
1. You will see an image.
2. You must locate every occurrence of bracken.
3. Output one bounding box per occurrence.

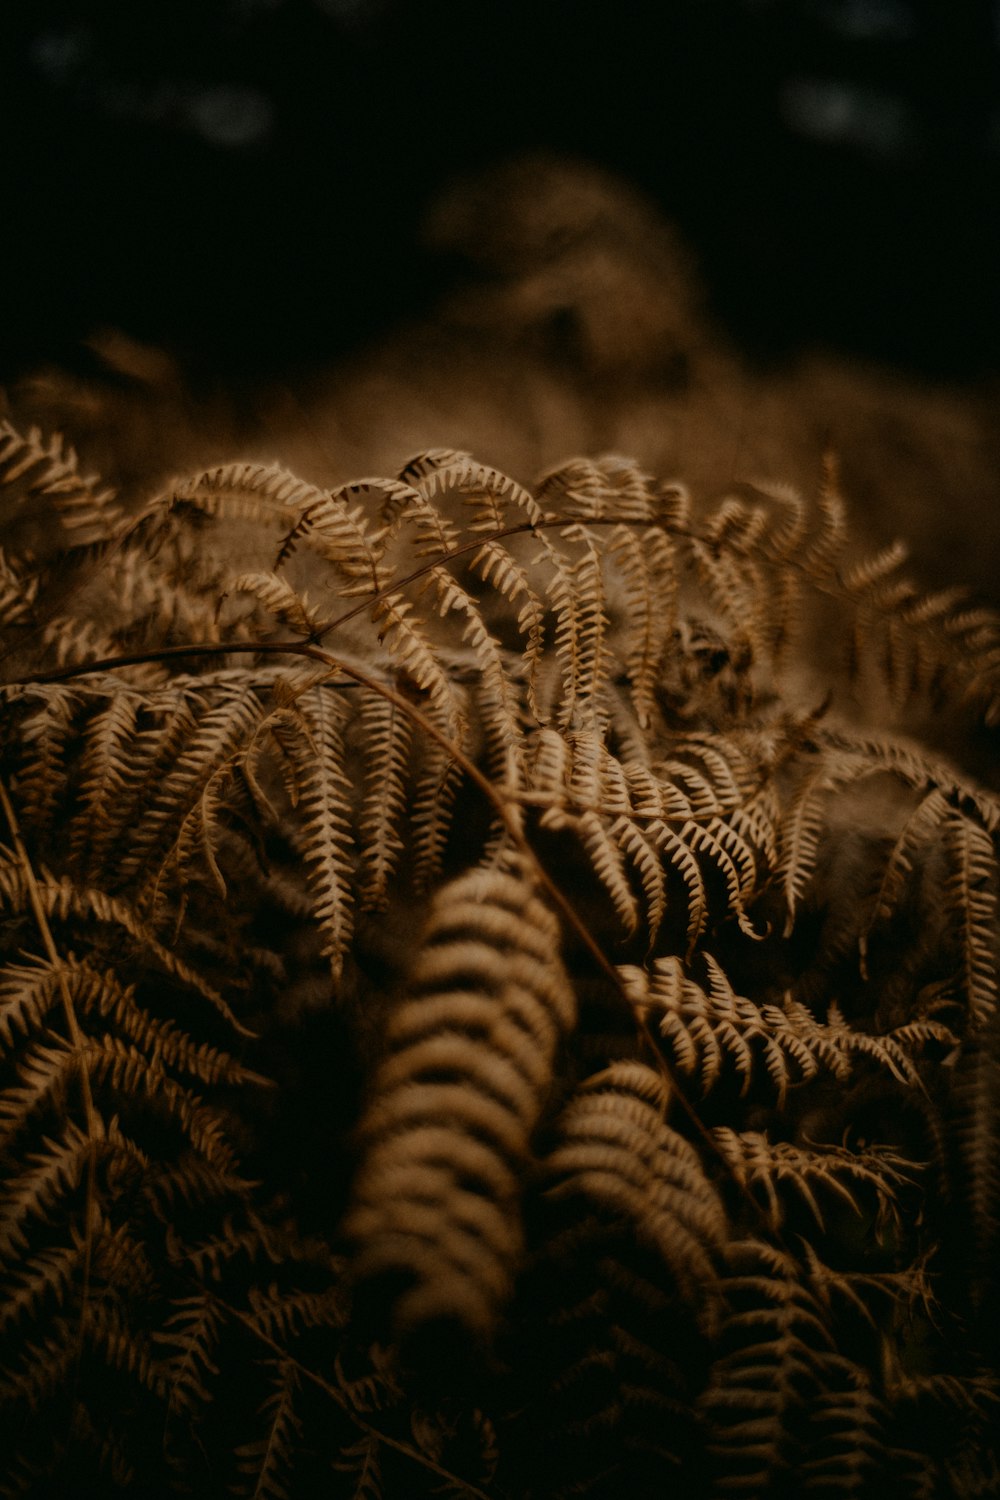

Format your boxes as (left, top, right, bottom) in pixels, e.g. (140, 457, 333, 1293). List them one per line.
(0, 424, 997, 1496)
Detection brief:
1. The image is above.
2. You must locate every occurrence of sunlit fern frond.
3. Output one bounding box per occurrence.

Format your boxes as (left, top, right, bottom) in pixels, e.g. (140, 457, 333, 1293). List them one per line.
(273, 476, 391, 594)
(123, 685, 270, 906)
(353, 689, 415, 910)
(161, 459, 330, 529)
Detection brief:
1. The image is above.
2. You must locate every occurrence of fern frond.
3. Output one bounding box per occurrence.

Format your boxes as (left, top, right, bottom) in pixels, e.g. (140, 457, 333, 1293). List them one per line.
(378, 474, 463, 561)
(948, 1017, 1000, 1313)
(1, 684, 81, 838)
(422, 563, 523, 774)
(164, 460, 329, 528)
(244, 1281, 348, 1344)
(233, 1357, 303, 1500)
(0, 1116, 94, 1263)
(0, 1239, 84, 1341)
(274, 480, 388, 594)
(6, 421, 1000, 1492)
(0, 1310, 83, 1408)
(626, 955, 822, 1106)
(867, 786, 952, 936)
(226, 571, 324, 638)
(701, 1238, 838, 1494)
(414, 454, 542, 532)
(154, 1291, 225, 1416)
(354, 690, 414, 909)
(607, 520, 679, 728)
(800, 1354, 887, 1496)
(84, 1035, 241, 1169)
(2, 870, 249, 1031)
(0, 546, 38, 628)
(711, 1129, 915, 1235)
(468, 536, 547, 716)
(121, 684, 267, 898)
(576, 808, 641, 936)
(281, 681, 356, 978)
(563, 524, 611, 717)
(369, 593, 465, 740)
(609, 813, 668, 946)
(333, 1434, 384, 1500)
(345, 855, 575, 1343)
(691, 525, 770, 664)
(943, 812, 998, 1030)
(645, 820, 709, 953)
(542, 1060, 728, 1308)
(777, 753, 878, 928)
(535, 453, 657, 523)
(66, 690, 141, 875)
(0, 418, 122, 543)
(408, 741, 464, 892)
(805, 453, 849, 573)
(0, 1035, 79, 1150)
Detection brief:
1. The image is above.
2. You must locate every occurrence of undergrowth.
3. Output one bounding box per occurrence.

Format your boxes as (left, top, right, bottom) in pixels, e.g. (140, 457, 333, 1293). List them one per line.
(0, 420, 998, 1496)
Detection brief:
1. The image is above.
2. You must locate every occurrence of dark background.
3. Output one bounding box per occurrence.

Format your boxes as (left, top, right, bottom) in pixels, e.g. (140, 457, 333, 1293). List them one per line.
(3, 0, 999, 384)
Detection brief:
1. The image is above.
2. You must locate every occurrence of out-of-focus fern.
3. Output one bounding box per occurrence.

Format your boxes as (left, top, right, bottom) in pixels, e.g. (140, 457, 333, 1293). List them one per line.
(0, 419, 998, 1494)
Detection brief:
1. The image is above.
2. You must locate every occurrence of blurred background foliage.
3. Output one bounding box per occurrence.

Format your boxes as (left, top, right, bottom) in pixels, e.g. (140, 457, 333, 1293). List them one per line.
(3, 0, 999, 381)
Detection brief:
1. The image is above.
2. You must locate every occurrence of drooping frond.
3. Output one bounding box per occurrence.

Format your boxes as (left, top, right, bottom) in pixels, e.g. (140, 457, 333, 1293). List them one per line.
(353, 690, 415, 910)
(344, 855, 575, 1345)
(163, 459, 331, 529)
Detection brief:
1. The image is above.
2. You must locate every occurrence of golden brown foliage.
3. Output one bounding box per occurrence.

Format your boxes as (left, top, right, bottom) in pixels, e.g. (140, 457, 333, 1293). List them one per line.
(0, 423, 998, 1495)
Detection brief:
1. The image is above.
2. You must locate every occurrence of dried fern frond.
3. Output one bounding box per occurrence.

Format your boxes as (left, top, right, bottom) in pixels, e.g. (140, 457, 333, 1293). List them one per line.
(506, 1059, 726, 1496)
(0, 790, 273, 1491)
(344, 854, 575, 1346)
(700, 1237, 841, 1494)
(711, 1127, 916, 1235)
(0, 419, 123, 547)
(541, 1060, 728, 1310)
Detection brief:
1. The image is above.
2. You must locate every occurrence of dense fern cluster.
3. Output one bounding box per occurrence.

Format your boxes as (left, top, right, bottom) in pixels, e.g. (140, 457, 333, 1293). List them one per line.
(1, 417, 998, 1496)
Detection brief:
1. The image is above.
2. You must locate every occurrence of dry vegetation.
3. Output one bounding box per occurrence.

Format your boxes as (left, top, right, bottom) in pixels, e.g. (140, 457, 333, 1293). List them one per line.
(1, 156, 999, 1498)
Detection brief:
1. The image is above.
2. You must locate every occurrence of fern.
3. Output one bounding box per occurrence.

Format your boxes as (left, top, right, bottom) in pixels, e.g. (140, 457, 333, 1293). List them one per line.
(1, 420, 999, 1494)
